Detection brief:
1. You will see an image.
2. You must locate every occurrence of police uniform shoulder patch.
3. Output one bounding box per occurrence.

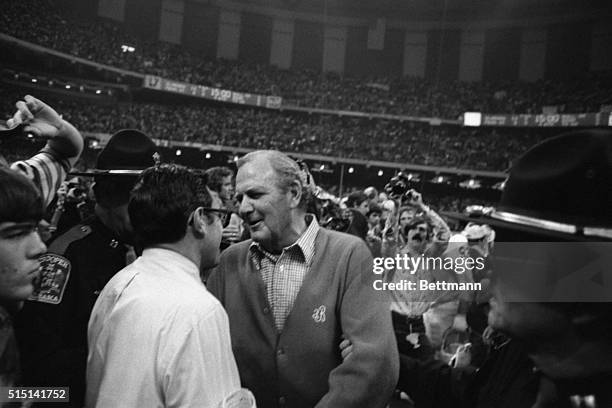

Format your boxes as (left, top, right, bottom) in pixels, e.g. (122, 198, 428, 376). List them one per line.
(28, 253, 71, 305)
(28, 223, 92, 305)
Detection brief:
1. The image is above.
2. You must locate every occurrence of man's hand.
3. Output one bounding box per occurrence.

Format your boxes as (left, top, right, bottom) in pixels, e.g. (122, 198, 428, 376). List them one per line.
(7, 95, 64, 138)
(382, 209, 397, 239)
(222, 225, 241, 243)
(434, 229, 451, 243)
(339, 337, 353, 361)
(7, 95, 83, 167)
(450, 343, 472, 368)
(405, 189, 424, 209)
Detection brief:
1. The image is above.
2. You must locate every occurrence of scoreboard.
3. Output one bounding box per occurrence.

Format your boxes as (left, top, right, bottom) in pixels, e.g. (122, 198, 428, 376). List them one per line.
(463, 112, 612, 128)
(143, 75, 282, 109)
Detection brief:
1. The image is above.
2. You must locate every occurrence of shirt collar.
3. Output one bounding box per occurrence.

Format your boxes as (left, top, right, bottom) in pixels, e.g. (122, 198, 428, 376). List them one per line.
(249, 214, 319, 265)
(141, 247, 201, 282)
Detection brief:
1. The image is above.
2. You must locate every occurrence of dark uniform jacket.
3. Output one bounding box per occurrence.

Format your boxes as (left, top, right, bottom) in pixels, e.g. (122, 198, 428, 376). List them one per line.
(398, 339, 539, 408)
(0, 305, 19, 388)
(14, 217, 130, 407)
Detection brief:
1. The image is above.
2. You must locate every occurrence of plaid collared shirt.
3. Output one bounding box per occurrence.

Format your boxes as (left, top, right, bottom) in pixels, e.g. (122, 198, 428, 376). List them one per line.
(249, 215, 320, 331)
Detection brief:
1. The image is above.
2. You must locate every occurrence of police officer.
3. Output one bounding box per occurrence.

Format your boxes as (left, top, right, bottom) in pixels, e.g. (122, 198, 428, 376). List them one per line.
(14, 129, 159, 407)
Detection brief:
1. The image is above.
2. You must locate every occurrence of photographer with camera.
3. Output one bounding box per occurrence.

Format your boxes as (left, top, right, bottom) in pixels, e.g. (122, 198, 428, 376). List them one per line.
(380, 174, 451, 362)
(382, 173, 450, 253)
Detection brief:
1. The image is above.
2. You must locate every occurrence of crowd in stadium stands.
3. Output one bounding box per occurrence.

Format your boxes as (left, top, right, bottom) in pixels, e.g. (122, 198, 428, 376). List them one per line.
(1, 88, 549, 171)
(3, 0, 612, 119)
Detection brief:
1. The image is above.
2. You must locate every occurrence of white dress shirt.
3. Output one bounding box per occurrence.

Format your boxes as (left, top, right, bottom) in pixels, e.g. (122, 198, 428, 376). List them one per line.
(86, 248, 241, 408)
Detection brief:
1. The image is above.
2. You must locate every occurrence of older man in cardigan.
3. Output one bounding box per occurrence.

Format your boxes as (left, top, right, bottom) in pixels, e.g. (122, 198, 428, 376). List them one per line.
(207, 150, 398, 408)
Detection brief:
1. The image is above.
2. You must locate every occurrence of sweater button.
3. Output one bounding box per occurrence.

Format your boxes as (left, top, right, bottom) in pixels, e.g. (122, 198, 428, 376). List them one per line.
(279, 396, 286, 405)
(263, 307, 270, 314)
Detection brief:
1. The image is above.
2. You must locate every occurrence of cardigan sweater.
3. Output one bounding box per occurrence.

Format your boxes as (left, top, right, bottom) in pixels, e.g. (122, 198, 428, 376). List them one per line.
(208, 227, 399, 408)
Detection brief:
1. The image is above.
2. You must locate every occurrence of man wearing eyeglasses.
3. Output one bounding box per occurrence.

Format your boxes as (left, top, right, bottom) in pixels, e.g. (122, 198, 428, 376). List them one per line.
(86, 164, 240, 408)
(15, 129, 159, 407)
(208, 150, 398, 408)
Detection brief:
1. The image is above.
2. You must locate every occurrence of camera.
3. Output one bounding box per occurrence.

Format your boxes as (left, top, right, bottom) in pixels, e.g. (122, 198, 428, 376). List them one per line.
(384, 172, 416, 202)
(384, 172, 410, 199)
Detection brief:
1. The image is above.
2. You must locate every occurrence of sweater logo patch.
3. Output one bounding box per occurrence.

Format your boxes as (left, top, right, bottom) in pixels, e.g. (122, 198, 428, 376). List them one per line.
(312, 305, 326, 323)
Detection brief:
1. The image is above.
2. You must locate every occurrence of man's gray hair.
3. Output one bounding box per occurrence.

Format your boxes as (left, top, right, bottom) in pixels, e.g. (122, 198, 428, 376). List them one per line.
(237, 150, 314, 210)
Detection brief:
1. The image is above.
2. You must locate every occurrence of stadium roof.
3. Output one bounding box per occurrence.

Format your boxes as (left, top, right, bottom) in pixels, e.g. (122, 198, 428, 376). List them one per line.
(230, 0, 612, 21)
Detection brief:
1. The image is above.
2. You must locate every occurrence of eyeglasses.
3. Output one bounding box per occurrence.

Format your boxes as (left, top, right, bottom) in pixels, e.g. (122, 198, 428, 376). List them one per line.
(200, 207, 232, 227)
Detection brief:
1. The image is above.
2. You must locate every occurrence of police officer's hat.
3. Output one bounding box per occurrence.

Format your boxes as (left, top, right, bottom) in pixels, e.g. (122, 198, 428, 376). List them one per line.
(443, 129, 612, 241)
(71, 129, 160, 177)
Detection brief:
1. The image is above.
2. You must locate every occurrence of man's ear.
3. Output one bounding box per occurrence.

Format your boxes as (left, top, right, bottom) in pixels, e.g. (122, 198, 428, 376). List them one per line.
(287, 181, 303, 209)
(190, 207, 209, 237)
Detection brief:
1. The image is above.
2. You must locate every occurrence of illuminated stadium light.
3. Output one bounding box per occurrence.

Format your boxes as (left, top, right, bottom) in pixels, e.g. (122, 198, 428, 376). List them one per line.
(96, 90, 102, 94)
(459, 178, 481, 189)
(87, 138, 100, 149)
(65, 85, 71, 89)
(378, 170, 383, 176)
(463, 112, 482, 127)
(348, 167, 354, 174)
(175, 149, 182, 156)
(31, 78, 37, 83)
(205, 152, 211, 159)
(493, 180, 507, 191)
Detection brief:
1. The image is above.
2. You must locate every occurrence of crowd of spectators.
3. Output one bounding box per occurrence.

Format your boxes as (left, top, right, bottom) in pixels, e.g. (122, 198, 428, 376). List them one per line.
(3, 0, 612, 118)
(1, 88, 549, 171)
